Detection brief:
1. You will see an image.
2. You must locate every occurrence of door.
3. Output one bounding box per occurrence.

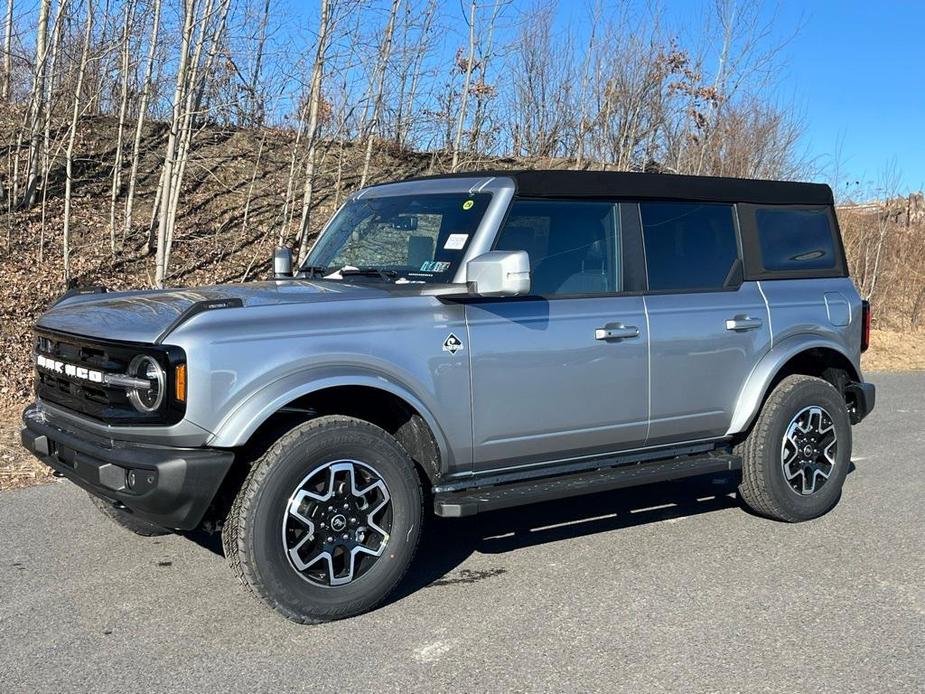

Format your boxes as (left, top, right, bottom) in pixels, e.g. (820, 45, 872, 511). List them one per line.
(466, 199, 649, 472)
(638, 201, 773, 445)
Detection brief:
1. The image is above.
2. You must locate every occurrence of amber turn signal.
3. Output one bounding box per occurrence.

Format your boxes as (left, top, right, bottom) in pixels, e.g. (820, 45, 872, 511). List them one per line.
(175, 364, 187, 402)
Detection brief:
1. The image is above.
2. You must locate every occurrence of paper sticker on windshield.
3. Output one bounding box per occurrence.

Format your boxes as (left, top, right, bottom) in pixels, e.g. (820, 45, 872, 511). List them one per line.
(462, 199, 475, 210)
(420, 260, 450, 273)
(444, 234, 468, 250)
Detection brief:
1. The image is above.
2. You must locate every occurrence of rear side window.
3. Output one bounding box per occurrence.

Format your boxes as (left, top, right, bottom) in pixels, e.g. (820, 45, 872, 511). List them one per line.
(639, 202, 739, 291)
(754, 208, 836, 271)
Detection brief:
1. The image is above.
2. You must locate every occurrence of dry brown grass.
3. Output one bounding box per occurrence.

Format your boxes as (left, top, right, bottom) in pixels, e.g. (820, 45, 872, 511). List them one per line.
(862, 329, 925, 372)
(0, 404, 55, 491)
(1, 329, 920, 492)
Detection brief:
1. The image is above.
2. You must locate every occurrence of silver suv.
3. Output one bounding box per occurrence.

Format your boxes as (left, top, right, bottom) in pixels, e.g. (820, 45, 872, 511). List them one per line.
(21, 170, 875, 622)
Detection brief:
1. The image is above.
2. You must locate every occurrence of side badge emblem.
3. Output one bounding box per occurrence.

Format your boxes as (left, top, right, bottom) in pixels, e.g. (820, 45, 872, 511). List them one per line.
(442, 333, 464, 354)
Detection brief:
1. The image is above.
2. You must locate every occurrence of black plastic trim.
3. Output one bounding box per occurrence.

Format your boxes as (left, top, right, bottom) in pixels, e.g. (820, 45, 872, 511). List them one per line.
(21, 404, 232, 530)
(154, 297, 244, 344)
(845, 381, 876, 424)
(51, 285, 108, 307)
(434, 449, 741, 517)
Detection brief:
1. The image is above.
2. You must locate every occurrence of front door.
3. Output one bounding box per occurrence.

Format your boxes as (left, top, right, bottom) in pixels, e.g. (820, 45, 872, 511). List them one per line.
(465, 199, 649, 472)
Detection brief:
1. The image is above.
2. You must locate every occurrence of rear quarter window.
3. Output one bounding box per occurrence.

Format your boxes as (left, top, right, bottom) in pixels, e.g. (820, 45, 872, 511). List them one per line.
(738, 204, 847, 279)
(755, 208, 836, 271)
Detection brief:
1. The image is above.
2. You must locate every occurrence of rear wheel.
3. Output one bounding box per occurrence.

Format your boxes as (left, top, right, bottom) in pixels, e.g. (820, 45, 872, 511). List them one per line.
(222, 415, 423, 623)
(88, 493, 170, 536)
(737, 375, 851, 522)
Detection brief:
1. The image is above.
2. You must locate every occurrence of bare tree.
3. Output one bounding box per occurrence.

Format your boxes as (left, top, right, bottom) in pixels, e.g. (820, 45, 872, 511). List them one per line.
(20, 0, 51, 209)
(295, 0, 334, 262)
(109, 0, 138, 253)
(358, 0, 401, 188)
(2, 0, 12, 100)
(62, 0, 95, 282)
(154, 0, 198, 287)
(450, 0, 477, 171)
(124, 0, 162, 244)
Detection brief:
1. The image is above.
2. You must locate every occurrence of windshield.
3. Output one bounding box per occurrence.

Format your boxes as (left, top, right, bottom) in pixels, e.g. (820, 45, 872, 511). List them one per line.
(302, 192, 492, 283)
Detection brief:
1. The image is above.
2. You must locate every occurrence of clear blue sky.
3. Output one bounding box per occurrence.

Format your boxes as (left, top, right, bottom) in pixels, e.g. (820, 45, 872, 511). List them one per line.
(776, 0, 925, 195)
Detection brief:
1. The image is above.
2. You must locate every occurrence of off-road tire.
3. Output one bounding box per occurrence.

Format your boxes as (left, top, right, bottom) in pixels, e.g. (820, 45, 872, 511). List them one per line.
(737, 374, 852, 522)
(222, 415, 424, 623)
(88, 493, 170, 536)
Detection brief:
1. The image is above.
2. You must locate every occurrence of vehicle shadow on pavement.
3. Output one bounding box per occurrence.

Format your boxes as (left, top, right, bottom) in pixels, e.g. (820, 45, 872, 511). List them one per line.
(390, 470, 743, 603)
(390, 461, 856, 603)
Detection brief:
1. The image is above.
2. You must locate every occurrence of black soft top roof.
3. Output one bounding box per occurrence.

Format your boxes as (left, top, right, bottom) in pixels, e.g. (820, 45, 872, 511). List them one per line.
(402, 169, 833, 206)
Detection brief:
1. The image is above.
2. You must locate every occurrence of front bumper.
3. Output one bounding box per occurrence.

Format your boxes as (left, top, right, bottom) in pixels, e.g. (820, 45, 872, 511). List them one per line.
(21, 404, 233, 531)
(846, 381, 876, 424)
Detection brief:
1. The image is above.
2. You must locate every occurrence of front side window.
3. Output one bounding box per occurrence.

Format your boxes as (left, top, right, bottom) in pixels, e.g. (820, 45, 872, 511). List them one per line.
(494, 199, 621, 295)
(640, 202, 738, 291)
(755, 207, 837, 271)
(304, 193, 491, 282)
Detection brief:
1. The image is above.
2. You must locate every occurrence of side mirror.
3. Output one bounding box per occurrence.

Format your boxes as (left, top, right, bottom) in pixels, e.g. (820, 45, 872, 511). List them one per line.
(465, 250, 531, 297)
(273, 246, 293, 278)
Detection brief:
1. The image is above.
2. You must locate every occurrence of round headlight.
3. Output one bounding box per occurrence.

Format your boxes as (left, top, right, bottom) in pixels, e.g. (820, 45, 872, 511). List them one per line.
(126, 355, 165, 413)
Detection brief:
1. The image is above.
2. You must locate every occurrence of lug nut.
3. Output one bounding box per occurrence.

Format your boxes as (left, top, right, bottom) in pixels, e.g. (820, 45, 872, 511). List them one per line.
(342, 533, 348, 540)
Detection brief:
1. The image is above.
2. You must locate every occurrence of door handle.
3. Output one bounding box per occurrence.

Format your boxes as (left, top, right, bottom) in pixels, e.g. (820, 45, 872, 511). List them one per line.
(725, 315, 763, 331)
(595, 323, 640, 341)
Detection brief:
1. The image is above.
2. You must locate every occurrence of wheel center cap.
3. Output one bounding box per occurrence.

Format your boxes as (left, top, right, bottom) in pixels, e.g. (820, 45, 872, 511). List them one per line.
(803, 445, 814, 458)
(330, 514, 347, 532)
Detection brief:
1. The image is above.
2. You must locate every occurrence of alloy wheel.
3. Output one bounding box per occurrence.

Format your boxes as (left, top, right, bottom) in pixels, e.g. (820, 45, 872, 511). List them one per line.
(282, 460, 392, 586)
(780, 406, 838, 495)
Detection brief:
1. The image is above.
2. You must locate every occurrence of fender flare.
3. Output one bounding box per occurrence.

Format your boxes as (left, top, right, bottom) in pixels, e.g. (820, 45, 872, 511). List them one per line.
(207, 365, 455, 471)
(726, 334, 861, 436)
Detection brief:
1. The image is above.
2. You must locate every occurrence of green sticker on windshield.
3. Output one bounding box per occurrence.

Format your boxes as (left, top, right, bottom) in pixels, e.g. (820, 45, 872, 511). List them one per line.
(462, 199, 474, 210)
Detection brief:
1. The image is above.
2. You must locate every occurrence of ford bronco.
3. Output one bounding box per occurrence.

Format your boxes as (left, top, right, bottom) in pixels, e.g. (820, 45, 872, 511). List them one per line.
(21, 170, 875, 622)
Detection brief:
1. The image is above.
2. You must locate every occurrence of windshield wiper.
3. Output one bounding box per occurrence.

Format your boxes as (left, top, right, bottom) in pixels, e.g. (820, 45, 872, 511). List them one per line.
(340, 268, 399, 282)
(297, 265, 329, 278)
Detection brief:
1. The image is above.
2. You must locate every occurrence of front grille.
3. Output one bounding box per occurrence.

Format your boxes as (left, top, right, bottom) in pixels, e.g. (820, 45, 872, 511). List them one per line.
(34, 330, 185, 425)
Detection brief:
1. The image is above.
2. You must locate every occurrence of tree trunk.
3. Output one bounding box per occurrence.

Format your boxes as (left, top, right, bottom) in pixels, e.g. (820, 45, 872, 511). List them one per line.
(450, 0, 477, 171)
(154, 0, 197, 287)
(21, 0, 51, 209)
(125, 0, 162, 245)
(2, 0, 12, 100)
(296, 0, 333, 262)
(110, 0, 137, 254)
(63, 0, 95, 283)
(359, 0, 400, 189)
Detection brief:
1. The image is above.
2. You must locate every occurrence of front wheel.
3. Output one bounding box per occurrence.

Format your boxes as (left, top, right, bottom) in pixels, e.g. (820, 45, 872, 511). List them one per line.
(222, 415, 423, 623)
(737, 374, 852, 522)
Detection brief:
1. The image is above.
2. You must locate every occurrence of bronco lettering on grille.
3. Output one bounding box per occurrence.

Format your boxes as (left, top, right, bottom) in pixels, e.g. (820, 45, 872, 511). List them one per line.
(35, 355, 105, 384)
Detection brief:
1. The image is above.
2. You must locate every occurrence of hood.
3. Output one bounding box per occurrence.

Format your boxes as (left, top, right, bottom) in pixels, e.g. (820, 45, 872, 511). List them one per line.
(36, 280, 390, 344)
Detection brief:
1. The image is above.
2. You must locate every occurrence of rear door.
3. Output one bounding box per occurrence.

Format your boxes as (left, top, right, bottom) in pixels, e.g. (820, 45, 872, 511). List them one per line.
(465, 199, 650, 472)
(639, 201, 773, 445)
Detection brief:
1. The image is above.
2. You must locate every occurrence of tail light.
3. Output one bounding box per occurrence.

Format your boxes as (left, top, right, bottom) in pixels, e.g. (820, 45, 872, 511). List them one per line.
(861, 300, 871, 352)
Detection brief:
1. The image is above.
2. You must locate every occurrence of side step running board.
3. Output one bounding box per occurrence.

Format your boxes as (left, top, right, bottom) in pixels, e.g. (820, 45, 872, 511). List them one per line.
(433, 451, 741, 518)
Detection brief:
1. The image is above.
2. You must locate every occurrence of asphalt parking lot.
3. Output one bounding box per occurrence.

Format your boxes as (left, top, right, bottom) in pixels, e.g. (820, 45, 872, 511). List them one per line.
(1, 371, 922, 693)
